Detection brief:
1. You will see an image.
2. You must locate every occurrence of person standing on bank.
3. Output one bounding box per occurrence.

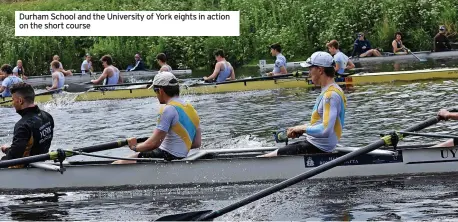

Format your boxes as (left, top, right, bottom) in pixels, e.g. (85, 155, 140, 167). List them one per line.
(1, 83, 54, 167)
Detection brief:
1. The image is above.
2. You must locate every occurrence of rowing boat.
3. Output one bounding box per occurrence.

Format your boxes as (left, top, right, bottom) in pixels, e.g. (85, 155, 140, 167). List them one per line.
(258, 50, 458, 70)
(0, 69, 192, 87)
(0, 144, 456, 192)
(1, 68, 457, 106)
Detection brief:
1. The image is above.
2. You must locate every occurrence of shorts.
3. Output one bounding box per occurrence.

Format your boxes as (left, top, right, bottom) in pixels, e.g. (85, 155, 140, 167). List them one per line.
(138, 148, 183, 161)
(277, 139, 327, 156)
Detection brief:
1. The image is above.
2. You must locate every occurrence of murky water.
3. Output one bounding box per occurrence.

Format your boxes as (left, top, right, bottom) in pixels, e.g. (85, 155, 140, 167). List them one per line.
(1, 61, 458, 220)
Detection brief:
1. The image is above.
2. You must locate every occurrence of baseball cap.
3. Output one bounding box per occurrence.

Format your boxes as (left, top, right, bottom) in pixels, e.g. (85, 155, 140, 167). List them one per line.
(439, 25, 446, 31)
(300, 51, 334, 68)
(153, 72, 179, 87)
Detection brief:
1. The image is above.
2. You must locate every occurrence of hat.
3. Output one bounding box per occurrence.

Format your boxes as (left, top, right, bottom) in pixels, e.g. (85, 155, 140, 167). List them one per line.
(153, 72, 179, 86)
(300, 51, 334, 68)
(439, 25, 446, 31)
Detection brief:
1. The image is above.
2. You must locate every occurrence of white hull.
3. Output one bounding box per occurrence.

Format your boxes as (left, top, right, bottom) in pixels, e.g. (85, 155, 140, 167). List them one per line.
(258, 50, 458, 70)
(0, 146, 457, 192)
(1, 70, 192, 87)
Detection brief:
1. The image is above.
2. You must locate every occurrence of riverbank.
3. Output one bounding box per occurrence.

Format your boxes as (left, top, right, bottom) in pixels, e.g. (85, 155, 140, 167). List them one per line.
(1, 0, 457, 75)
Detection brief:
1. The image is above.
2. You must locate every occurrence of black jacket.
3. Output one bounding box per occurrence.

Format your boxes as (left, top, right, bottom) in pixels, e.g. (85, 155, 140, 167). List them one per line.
(1, 106, 54, 166)
(434, 33, 451, 52)
(130, 60, 145, 71)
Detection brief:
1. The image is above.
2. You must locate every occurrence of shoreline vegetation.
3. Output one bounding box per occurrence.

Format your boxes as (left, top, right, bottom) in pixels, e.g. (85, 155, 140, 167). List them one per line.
(0, 0, 457, 75)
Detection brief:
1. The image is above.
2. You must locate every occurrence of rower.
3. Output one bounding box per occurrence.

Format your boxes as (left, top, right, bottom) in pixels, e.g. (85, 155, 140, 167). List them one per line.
(434, 25, 451, 52)
(127, 53, 145, 71)
(156, 53, 172, 72)
(81, 54, 93, 75)
(203, 49, 235, 83)
(351, 32, 382, 58)
(392, 32, 408, 54)
(260, 51, 346, 157)
(326, 40, 355, 75)
(113, 72, 201, 163)
(433, 109, 458, 147)
(46, 60, 65, 92)
(13, 60, 27, 80)
(90, 55, 122, 90)
(267, 43, 287, 76)
(0, 64, 23, 98)
(50, 55, 73, 76)
(1, 82, 54, 167)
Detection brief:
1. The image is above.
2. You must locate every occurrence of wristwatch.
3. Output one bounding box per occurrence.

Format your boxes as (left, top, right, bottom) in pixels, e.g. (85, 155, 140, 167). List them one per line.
(131, 145, 137, 152)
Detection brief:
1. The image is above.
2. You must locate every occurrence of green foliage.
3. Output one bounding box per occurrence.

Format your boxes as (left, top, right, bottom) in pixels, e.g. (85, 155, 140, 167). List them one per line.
(0, 0, 457, 75)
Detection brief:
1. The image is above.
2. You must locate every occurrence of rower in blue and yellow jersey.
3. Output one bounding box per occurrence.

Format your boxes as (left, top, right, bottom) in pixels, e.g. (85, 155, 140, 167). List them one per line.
(46, 60, 65, 92)
(267, 43, 287, 76)
(203, 49, 235, 83)
(260, 51, 346, 157)
(156, 53, 172, 72)
(327, 40, 355, 75)
(0, 64, 23, 98)
(91, 55, 123, 90)
(113, 71, 202, 163)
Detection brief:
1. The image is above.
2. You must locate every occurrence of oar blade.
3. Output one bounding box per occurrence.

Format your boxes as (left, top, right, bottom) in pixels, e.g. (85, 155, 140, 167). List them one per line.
(155, 210, 212, 221)
(66, 82, 93, 93)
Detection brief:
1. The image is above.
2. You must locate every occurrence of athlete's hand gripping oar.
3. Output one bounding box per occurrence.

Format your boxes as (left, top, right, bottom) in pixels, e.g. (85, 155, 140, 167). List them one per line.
(0, 87, 65, 105)
(0, 137, 148, 168)
(155, 114, 445, 221)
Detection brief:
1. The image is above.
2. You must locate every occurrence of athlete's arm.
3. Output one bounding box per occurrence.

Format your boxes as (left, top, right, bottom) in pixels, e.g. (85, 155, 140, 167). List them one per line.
(438, 109, 458, 121)
(47, 73, 59, 90)
(278, 65, 288, 75)
(1, 125, 31, 160)
(191, 127, 202, 149)
(91, 68, 109, 84)
(0, 81, 7, 93)
(204, 62, 222, 81)
(346, 59, 355, 70)
(133, 129, 167, 152)
(392, 40, 399, 53)
(306, 92, 342, 138)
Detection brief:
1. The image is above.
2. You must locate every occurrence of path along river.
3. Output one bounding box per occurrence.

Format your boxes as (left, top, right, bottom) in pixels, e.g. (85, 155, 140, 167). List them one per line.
(1, 59, 458, 220)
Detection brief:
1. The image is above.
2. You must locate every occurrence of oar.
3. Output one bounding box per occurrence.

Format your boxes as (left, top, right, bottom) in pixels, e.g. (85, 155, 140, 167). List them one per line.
(155, 115, 443, 221)
(0, 137, 148, 168)
(0, 87, 66, 105)
(65, 81, 93, 93)
(66, 81, 155, 93)
(405, 47, 427, 62)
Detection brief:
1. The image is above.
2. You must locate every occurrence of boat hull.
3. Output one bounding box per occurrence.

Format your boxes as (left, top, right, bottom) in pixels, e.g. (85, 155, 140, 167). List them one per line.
(0, 146, 457, 191)
(1, 68, 457, 106)
(259, 51, 458, 70)
(0, 70, 192, 87)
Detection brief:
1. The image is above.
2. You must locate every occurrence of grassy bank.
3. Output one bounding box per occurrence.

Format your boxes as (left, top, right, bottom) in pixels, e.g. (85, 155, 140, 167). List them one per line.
(0, 0, 457, 75)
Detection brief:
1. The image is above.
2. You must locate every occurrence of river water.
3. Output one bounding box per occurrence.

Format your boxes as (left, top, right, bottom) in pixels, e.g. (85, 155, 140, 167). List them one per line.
(1, 59, 458, 221)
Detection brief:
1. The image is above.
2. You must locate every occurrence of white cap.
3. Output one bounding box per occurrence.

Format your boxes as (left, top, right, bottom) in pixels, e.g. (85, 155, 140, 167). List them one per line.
(153, 72, 179, 86)
(300, 51, 334, 68)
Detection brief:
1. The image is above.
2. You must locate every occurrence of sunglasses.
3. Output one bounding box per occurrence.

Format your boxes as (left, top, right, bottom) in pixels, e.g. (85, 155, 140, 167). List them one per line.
(153, 87, 160, 92)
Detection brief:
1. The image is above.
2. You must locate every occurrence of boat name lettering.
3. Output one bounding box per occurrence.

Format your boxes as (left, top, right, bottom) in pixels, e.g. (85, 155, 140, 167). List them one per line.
(320, 157, 359, 165)
(440, 148, 458, 158)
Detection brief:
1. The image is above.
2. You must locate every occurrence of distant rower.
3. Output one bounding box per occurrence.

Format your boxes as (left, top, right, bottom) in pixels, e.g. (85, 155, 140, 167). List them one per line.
(91, 55, 122, 89)
(156, 53, 172, 72)
(13, 60, 27, 80)
(327, 40, 355, 75)
(351, 32, 382, 58)
(203, 49, 235, 83)
(46, 60, 65, 92)
(267, 43, 287, 76)
(113, 72, 201, 163)
(50, 55, 73, 76)
(0, 64, 23, 98)
(1, 83, 54, 167)
(261, 51, 347, 157)
(434, 25, 451, 52)
(392, 32, 408, 54)
(127, 53, 145, 71)
(81, 54, 93, 75)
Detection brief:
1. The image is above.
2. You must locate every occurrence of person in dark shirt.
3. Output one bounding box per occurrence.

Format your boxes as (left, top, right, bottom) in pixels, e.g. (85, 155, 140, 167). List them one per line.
(1, 82, 54, 168)
(434, 25, 451, 52)
(351, 32, 382, 58)
(127, 53, 146, 71)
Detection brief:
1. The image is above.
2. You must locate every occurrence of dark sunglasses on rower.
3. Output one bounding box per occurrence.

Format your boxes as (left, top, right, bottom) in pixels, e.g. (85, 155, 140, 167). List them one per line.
(153, 87, 160, 92)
